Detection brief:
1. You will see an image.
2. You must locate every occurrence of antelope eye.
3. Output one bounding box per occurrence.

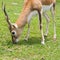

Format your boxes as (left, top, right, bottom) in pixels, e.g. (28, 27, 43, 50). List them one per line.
(12, 32, 15, 34)
(11, 31, 16, 35)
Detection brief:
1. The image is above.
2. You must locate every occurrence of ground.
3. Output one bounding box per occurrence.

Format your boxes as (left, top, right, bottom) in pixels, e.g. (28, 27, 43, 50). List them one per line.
(0, 0, 60, 60)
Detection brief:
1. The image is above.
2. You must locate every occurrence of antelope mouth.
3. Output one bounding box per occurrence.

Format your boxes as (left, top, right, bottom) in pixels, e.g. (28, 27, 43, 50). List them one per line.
(12, 37, 19, 44)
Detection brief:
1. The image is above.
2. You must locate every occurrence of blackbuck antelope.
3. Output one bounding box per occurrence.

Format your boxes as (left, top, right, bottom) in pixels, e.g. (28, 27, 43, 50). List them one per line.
(2, 0, 56, 44)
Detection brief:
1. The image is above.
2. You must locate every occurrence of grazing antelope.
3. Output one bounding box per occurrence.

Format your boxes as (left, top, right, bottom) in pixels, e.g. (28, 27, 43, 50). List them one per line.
(2, 0, 56, 44)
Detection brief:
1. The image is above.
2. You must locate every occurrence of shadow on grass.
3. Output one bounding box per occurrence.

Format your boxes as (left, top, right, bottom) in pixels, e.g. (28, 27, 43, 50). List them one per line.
(19, 37, 41, 45)
(18, 37, 49, 45)
(6, 36, 50, 46)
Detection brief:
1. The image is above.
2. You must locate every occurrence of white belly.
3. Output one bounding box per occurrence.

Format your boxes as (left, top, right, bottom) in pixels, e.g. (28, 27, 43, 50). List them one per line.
(42, 3, 53, 12)
(27, 3, 53, 22)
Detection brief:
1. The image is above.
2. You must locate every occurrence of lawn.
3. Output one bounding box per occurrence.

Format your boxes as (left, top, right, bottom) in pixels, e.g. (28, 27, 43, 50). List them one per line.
(0, 0, 60, 60)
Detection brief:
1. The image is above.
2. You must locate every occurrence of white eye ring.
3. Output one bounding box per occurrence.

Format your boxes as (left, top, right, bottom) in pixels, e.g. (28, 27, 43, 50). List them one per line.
(12, 30, 16, 35)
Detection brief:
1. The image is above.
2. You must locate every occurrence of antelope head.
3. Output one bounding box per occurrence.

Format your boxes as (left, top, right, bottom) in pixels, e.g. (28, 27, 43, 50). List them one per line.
(2, 3, 23, 44)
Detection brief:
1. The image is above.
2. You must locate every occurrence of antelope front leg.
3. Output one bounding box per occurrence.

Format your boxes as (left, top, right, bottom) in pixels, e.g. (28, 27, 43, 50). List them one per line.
(24, 13, 32, 41)
(43, 12, 50, 37)
(25, 11, 38, 41)
(38, 10, 45, 45)
(25, 23, 30, 41)
(50, 6, 56, 40)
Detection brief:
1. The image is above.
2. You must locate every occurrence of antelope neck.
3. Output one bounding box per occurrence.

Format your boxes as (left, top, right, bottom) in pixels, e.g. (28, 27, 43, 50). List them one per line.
(16, 4, 31, 28)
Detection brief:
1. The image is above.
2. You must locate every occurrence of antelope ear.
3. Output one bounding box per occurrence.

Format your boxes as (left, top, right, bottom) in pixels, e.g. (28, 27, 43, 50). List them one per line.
(12, 24, 18, 28)
(12, 25, 16, 28)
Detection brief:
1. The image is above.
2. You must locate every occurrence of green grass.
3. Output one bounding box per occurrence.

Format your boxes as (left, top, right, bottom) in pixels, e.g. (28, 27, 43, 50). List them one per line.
(0, 0, 60, 60)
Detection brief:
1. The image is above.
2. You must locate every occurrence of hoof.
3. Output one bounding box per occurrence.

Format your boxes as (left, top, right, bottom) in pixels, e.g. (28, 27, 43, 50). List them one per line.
(53, 35, 56, 41)
(41, 41, 45, 45)
(53, 37, 56, 41)
(44, 34, 48, 37)
(24, 38, 28, 41)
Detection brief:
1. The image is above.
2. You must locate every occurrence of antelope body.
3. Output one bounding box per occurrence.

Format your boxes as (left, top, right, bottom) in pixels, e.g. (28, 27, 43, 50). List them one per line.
(3, 0, 56, 44)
